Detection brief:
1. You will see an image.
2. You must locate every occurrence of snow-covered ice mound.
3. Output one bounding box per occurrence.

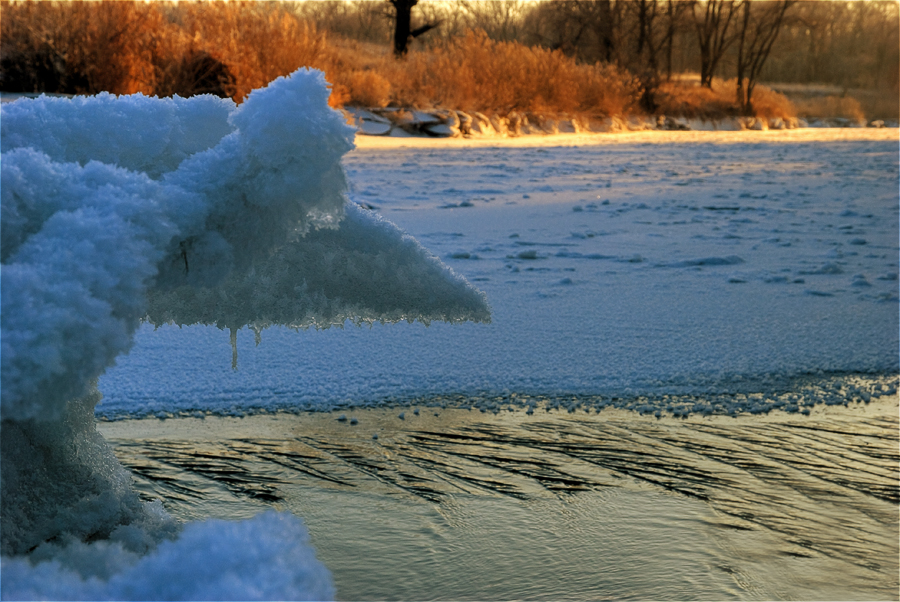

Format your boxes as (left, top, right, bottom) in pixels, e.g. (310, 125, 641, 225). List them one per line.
(0, 69, 489, 599)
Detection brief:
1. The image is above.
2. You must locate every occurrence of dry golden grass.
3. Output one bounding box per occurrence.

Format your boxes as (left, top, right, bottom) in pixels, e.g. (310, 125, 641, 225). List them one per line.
(744, 83, 796, 121)
(6, 2, 802, 122)
(655, 76, 795, 121)
(169, 2, 328, 102)
(1, 1, 330, 101)
(336, 70, 393, 108)
(655, 79, 739, 120)
(341, 31, 641, 117)
(0, 1, 161, 94)
(0, 2, 641, 117)
(792, 95, 865, 122)
(318, 38, 395, 108)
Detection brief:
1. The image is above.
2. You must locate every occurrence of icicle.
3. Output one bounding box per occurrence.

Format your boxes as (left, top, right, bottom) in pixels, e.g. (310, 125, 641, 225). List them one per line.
(230, 327, 238, 371)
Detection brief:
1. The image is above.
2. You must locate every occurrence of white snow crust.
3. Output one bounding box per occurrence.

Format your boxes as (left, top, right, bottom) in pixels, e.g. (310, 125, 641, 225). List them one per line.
(100, 129, 900, 419)
(0, 69, 488, 600)
(1, 512, 334, 601)
(0, 92, 234, 178)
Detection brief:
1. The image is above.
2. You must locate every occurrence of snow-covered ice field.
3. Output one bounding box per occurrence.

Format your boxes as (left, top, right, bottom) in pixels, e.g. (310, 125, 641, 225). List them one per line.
(99, 128, 899, 418)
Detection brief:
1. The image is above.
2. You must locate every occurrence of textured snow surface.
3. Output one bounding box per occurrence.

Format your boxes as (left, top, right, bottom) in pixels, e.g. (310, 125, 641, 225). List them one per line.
(1, 512, 334, 601)
(100, 129, 900, 418)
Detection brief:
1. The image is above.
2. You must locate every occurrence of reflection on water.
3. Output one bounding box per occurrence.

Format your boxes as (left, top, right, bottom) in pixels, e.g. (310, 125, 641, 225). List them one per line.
(104, 397, 899, 600)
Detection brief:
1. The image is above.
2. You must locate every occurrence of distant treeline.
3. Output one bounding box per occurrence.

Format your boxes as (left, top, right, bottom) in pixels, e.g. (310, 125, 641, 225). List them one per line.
(1, 1, 896, 121)
(304, 1, 899, 91)
(305, 0, 899, 119)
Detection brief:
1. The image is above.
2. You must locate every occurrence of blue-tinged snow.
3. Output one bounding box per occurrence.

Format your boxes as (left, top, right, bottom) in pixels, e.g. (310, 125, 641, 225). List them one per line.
(1, 69, 488, 600)
(0, 92, 233, 178)
(100, 129, 900, 419)
(1, 512, 334, 601)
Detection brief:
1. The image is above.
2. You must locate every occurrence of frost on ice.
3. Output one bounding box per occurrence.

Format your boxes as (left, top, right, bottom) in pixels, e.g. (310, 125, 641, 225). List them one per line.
(0, 69, 489, 599)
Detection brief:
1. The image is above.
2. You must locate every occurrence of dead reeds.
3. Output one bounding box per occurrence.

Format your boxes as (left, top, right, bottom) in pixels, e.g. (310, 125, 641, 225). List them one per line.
(2, 1, 795, 122)
(655, 77, 796, 121)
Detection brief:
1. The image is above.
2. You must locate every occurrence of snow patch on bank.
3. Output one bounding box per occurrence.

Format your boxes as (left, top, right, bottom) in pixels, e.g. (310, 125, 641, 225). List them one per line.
(343, 107, 824, 138)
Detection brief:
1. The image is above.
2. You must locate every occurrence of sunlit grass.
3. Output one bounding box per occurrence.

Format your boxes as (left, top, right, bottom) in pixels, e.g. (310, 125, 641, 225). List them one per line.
(655, 76, 796, 121)
(2, 0, 802, 122)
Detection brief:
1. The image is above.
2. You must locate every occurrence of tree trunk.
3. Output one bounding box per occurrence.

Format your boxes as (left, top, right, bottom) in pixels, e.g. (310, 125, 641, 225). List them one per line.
(390, 0, 440, 58)
(694, 0, 741, 87)
(595, 0, 616, 64)
(735, 0, 793, 114)
(665, 0, 675, 81)
(736, 1, 750, 109)
(391, 0, 417, 57)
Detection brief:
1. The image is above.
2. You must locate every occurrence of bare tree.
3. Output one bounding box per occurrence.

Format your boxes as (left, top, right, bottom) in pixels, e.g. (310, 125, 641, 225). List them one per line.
(663, 0, 694, 81)
(693, 0, 741, 87)
(591, 0, 621, 64)
(628, 0, 666, 110)
(459, 0, 526, 42)
(523, 1, 589, 58)
(634, 0, 659, 71)
(523, 0, 693, 111)
(292, 1, 392, 45)
(523, 0, 624, 65)
(735, 0, 793, 114)
(389, 0, 440, 57)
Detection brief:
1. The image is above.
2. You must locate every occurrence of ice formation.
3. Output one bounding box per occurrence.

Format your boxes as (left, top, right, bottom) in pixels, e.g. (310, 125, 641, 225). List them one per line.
(0, 69, 489, 599)
(1, 512, 335, 601)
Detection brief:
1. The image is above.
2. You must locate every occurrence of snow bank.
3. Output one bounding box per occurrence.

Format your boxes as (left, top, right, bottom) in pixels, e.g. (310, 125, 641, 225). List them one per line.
(343, 107, 817, 138)
(0, 92, 233, 179)
(0, 69, 489, 599)
(1, 512, 334, 601)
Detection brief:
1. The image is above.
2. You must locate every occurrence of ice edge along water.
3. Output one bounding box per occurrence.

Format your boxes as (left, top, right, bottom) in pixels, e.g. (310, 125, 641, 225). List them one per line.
(0, 69, 489, 600)
(99, 127, 899, 421)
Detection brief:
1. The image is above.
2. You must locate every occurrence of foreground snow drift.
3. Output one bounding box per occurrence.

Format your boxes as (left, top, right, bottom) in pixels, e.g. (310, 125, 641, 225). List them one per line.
(0, 70, 488, 599)
(1, 512, 334, 602)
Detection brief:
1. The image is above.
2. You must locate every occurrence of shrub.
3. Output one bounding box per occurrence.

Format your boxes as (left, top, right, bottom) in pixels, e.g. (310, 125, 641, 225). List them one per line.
(335, 70, 392, 108)
(793, 95, 865, 122)
(655, 76, 795, 121)
(153, 50, 237, 99)
(0, 1, 326, 101)
(746, 83, 796, 121)
(0, 1, 161, 95)
(8, 3, 800, 122)
(379, 31, 641, 117)
(655, 79, 739, 120)
(161, 2, 327, 102)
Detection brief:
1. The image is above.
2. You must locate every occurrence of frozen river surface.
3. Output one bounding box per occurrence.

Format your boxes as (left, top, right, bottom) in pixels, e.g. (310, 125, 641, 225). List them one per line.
(100, 129, 899, 418)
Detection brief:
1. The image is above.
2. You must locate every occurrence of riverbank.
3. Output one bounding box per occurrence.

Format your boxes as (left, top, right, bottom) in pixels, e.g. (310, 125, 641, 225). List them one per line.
(345, 106, 897, 139)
